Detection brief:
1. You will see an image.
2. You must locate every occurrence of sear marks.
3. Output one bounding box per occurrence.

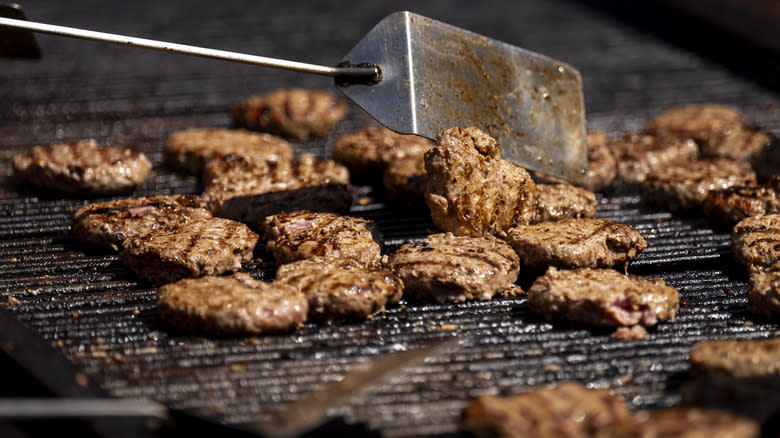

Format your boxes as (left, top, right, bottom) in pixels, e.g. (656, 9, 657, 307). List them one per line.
(163, 128, 293, 175)
(119, 216, 258, 285)
(389, 232, 520, 303)
(527, 267, 679, 328)
(732, 213, 780, 319)
(382, 156, 427, 206)
(608, 133, 699, 185)
(158, 273, 307, 335)
(424, 127, 536, 237)
(462, 381, 631, 438)
(262, 211, 382, 267)
(332, 125, 434, 179)
(642, 158, 756, 211)
(71, 195, 212, 251)
(703, 176, 780, 225)
(274, 257, 402, 321)
(12, 139, 152, 196)
(231, 88, 348, 140)
(584, 130, 618, 192)
(611, 407, 759, 438)
(505, 218, 647, 270)
(532, 183, 597, 224)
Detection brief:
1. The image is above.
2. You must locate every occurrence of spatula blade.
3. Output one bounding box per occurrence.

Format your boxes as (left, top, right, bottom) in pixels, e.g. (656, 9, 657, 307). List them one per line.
(337, 11, 587, 184)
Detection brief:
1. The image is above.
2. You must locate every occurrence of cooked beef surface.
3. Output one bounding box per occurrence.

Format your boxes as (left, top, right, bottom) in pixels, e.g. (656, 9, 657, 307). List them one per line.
(163, 128, 293, 175)
(642, 158, 757, 211)
(532, 183, 597, 223)
(332, 126, 433, 178)
(748, 269, 780, 319)
(731, 213, 780, 270)
(462, 381, 631, 438)
(703, 176, 780, 225)
(262, 211, 382, 267)
(12, 139, 152, 196)
(610, 407, 760, 438)
(119, 216, 258, 285)
(424, 127, 536, 237)
(382, 156, 427, 205)
(231, 88, 348, 140)
(608, 133, 699, 184)
(389, 232, 520, 303)
(584, 130, 617, 192)
(274, 257, 402, 321)
(72, 195, 212, 251)
(157, 273, 307, 335)
(505, 218, 646, 270)
(690, 338, 780, 378)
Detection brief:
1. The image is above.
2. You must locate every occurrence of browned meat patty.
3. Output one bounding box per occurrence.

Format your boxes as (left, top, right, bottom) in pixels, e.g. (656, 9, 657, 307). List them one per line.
(532, 183, 597, 223)
(71, 195, 212, 251)
(231, 88, 348, 140)
(163, 128, 293, 175)
(12, 139, 152, 196)
(505, 218, 647, 270)
(462, 381, 631, 438)
(528, 267, 679, 327)
(332, 125, 433, 178)
(388, 232, 520, 303)
(609, 407, 759, 438)
(642, 158, 757, 211)
(703, 176, 780, 225)
(689, 337, 780, 378)
(201, 153, 351, 228)
(262, 211, 382, 267)
(424, 127, 536, 237)
(274, 257, 402, 321)
(382, 156, 427, 205)
(731, 213, 780, 270)
(748, 269, 780, 319)
(119, 216, 258, 285)
(157, 273, 307, 335)
(584, 130, 617, 192)
(608, 133, 699, 184)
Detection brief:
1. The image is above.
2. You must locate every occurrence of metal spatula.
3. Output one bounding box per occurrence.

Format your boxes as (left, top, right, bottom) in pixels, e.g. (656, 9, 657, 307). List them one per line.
(0, 7, 587, 183)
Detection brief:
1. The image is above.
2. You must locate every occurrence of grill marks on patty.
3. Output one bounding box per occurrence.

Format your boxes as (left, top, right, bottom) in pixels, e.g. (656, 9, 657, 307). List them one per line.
(732, 213, 780, 319)
(704, 176, 780, 225)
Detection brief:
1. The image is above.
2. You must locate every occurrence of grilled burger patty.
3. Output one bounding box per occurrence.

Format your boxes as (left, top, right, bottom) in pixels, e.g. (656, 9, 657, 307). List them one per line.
(532, 183, 597, 224)
(731, 213, 780, 270)
(382, 156, 427, 205)
(527, 267, 680, 327)
(231, 88, 348, 140)
(389, 232, 520, 303)
(505, 218, 646, 270)
(71, 195, 212, 251)
(611, 407, 760, 438)
(274, 257, 402, 321)
(608, 133, 699, 184)
(703, 176, 780, 225)
(13, 139, 152, 196)
(332, 125, 433, 178)
(748, 269, 780, 319)
(584, 130, 618, 192)
(158, 273, 307, 335)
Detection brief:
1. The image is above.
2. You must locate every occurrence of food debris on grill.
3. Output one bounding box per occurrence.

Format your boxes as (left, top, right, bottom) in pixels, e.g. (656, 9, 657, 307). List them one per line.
(163, 128, 293, 175)
(231, 88, 348, 140)
(274, 256, 402, 321)
(424, 126, 536, 237)
(703, 176, 780, 225)
(527, 267, 679, 327)
(610, 407, 760, 438)
(504, 218, 647, 270)
(262, 211, 383, 267)
(610, 324, 648, 340)
(382, 156, 427, 206)
(71, 195, 212, 251)
(608, 133, 699, 185)
(119, 216, 258, 285)
(12, 139, 152, 196)
(157, 273, 307, 335)
(389, 232, 520, 303)
(531, 182, 597, 224)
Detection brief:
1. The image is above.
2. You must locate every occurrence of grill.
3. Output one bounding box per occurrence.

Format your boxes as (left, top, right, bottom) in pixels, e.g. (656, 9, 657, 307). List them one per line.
(1, 1, 779, 437)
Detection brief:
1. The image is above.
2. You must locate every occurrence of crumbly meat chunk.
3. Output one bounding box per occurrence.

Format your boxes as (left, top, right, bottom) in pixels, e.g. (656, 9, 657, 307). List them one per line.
(158, 273, 307, 335)
(610, 325, 648, 341)
(71, 195, 212, 251)
(609, 407, 759, 438)
(532, 183, 597, 223)
(642, 158, 756, 211)
(274, 257, 402, 321)
(12, 139, 152, 196)
(584, 130, 617, 192)
(119, 216, 258, 285)
(332, 126, 433, 178)
(163, 128, 293, 175)
(528, 267, 679, 327)
(382, 156, 427, 205)
(608, 133, 699, 184)
(731, 213, 780, 270)
(505, 218, 647, 270)
(462, 382, 631, 438)
(231, 88, 348, 140)
(703, 176, 780, 225)
(424, 127, 536, 237)
(389, 233, 520, 303)
(262, 211, 382, 267)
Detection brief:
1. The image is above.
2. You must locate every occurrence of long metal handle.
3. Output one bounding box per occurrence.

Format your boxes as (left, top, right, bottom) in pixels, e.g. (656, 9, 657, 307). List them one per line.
(0, 16, 379, 81)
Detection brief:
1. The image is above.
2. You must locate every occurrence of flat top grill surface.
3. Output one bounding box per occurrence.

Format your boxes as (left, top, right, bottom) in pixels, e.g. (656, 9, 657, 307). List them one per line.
(1, 1, 779, 437)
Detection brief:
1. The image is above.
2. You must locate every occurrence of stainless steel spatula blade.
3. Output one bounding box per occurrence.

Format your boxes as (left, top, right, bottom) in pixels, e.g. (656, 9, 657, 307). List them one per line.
(337, 11, 588, 183)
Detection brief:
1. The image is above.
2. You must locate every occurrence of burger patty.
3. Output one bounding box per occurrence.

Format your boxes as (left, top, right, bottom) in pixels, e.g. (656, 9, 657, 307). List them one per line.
(71, 195, 212, 251)
(532, 183, 597, 223)
(332, 125, 433, 178)
(748, 269, 780, 319)
(703, 176, 780, 225)
(610, 407, 759, 438)
(505, 218, 647, 270)
(262, 211, 383, 267)
(274, 257, 402, 321)
(12, 139, 152, 196)
(608, 133, 699, 184)
(527, 267, 679, 327)
(584, 130, 618, 192)
(731, 213, 780, 270)
(642, 158, 757, 211)
(424, 127, 536, 237)
(462, 381, 631, 438)
(157, 273, 307, 335)
(163, 128, 293, 175)
(231, 88, 348, 140)
(388, 233, 520, 303)
(119, 216, 258, 285)
(382, 156, 427, 205)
